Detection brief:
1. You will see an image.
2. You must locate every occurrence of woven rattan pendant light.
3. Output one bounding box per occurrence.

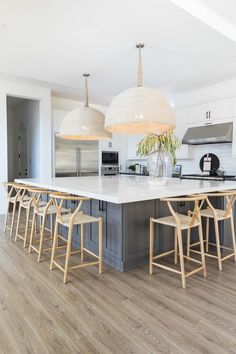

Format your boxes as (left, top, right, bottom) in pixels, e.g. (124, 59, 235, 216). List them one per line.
(105, 44, 175, 134)
(58, 74, 112, 140)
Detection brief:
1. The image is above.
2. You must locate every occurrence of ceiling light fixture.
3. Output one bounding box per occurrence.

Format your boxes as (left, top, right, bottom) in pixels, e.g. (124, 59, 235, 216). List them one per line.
(105, 44, 175, 134)
(58, 74, 112, 140)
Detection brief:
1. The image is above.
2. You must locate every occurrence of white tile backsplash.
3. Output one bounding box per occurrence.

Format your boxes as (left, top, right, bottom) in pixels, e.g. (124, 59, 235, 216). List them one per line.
(177, 144, 236, 175)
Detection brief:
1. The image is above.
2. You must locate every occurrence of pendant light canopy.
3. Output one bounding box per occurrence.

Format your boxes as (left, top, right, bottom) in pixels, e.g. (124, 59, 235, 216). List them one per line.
(105, 44, 175, 134)
(58, 74, 112, 140)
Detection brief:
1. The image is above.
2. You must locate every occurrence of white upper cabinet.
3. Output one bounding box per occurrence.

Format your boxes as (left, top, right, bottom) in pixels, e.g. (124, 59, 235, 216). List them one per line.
(174, 97, 236, 159)
(190, 98, 234, 125)
(175, 97, 235, 128)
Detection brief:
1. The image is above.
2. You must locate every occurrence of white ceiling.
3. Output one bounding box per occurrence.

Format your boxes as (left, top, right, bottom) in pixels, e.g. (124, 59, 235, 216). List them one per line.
(0, 0, 236, 104)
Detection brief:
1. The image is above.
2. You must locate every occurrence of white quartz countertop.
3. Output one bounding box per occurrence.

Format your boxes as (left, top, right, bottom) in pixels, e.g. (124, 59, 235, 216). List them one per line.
(15, 176, 236, 204)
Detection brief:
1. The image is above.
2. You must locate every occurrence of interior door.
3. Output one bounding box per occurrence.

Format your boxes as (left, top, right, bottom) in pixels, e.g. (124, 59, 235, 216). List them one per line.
(18, 128, 28, 178)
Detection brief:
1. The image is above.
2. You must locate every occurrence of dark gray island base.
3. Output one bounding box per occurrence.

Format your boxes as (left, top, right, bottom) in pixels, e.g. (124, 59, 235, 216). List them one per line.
(73, 197, 230, 271)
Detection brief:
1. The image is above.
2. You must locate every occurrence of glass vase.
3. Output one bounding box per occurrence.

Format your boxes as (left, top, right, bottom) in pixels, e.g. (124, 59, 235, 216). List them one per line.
(147, 150, 173, 185)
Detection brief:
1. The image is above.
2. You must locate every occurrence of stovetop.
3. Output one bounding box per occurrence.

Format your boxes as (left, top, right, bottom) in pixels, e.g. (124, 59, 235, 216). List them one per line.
(181, 174, 236, 181)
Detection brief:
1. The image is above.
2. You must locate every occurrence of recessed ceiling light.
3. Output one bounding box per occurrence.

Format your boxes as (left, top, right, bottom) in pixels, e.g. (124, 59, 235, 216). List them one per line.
(0, 22, 6, 30)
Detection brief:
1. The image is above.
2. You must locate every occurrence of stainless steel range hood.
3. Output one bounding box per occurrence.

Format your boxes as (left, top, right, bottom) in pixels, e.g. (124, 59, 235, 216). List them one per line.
(182, 122, 233, 145)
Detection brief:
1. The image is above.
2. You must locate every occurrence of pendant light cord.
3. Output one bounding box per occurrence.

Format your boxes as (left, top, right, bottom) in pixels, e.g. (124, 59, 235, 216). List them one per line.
(136, 43, 144, 87)
(83, 73, 89, 107)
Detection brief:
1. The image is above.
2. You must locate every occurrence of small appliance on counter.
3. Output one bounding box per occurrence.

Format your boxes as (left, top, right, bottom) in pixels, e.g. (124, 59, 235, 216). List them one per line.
(100, 150, 119, 176)
(172, 164, 182, 178)
(199, 153, 220, 176)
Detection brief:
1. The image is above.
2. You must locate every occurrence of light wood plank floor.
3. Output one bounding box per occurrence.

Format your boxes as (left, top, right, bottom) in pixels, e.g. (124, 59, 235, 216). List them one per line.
(1, 216, 236, 353)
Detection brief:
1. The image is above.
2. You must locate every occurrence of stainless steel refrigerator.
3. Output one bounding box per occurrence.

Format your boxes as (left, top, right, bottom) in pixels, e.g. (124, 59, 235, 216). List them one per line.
(54, 135, 99, 177)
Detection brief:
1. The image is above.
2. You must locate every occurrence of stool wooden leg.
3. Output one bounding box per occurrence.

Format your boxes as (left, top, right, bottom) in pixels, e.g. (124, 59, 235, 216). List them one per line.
(23, 208, 30, 248)
(50, 214, 53, 240)
(98, 217, 103, 274)
(81, 224, 84, 262)
(206, 217, 209, 253)
(174, 228, 178, 264)
(4, 202, 10, 232)
(198, 222, 207, 277)
(177, 228, 186, 289)
(10, 202, 17, 238)
(50, 219, 59, 270)
(214, 218, 222, 271)
(29, 211, 36, 254)
(15, 205, 22, 242)
(38, 214, 46, 263)
(64, 225, 73, 284)
(149, 218, 154, 275)
(230, 212, 236, 262)
(187, 228, 190, 259)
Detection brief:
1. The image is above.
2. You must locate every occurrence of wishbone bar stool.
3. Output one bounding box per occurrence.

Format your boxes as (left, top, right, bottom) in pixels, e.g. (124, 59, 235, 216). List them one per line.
(50, 193, 103, 284)
(29, 191, 70, 262)
(188, 191, 236, 271)
(15, 187, 48, 247)
(3, 182, 30, 238)
(150, 195, 206, 289)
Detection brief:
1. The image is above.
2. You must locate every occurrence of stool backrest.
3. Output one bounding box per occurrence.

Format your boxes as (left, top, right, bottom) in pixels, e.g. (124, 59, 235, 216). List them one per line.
(203, 191, 236, 218)
(49, 193, 90, 224)
(3, 182, 27, 202)
(27, 187, 50, 211)
(161, 195, 206, 229)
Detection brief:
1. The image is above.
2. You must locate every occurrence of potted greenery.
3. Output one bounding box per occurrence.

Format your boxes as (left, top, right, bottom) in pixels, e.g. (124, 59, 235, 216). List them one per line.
(137, 131, 181, 184)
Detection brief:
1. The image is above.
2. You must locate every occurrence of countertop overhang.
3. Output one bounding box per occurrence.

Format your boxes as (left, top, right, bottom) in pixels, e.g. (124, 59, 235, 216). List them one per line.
(15, 176, 236, 204)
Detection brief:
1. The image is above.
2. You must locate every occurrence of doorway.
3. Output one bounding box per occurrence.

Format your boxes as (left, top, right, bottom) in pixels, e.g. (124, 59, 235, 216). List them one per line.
(7, 96, 40, 181)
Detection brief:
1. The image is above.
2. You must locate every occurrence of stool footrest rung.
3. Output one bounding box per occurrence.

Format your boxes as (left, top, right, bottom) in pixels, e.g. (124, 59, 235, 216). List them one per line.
(208, 242, 234, 251)
(185, 266, 204, 278)
(190, 249, 218, 259)
(52, 260, 65, 272)
(221, 253, 235, 261)
(83, 247, 99, 259)
(69, 261, 99, 270)
(180, 254, 203, 264)
(57, 234, 68, 242)
(153, 250, 175, 260)
(52, 259, 99, 272)
(54, 249, 81, 259)
(16, 233, 25, 241)
(152, 262, 182, 274)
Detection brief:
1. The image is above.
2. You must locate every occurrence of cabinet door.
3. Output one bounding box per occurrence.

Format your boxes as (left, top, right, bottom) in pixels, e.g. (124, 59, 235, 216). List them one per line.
(189, 99, 233, 125)
(90, 200, 123, 263)
(207, 98, 233, 121)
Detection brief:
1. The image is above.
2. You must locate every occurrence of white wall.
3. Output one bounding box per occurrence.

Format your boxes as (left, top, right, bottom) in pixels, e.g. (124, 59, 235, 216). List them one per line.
(0, 80, 51, 214)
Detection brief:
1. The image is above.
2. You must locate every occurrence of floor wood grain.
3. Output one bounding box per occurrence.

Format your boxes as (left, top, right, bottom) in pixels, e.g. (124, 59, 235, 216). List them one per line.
(0, 216, 236, 353)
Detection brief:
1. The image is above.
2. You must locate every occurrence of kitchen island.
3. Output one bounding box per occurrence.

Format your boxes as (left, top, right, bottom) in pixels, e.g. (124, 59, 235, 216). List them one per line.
(16, 176, 236, 271)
